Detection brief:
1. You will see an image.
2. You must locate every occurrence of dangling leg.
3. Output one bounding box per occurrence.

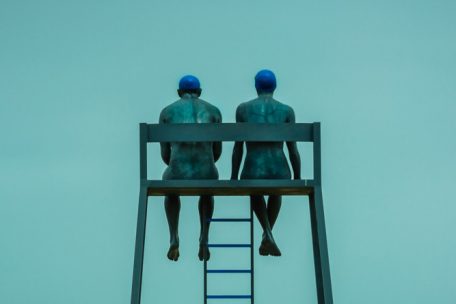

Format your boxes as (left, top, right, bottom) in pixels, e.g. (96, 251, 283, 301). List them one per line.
(165, 195, 180, 261)
(251, 195, 281, 256)
(199, 195, 214, 261)
(267, 195, 282, 230)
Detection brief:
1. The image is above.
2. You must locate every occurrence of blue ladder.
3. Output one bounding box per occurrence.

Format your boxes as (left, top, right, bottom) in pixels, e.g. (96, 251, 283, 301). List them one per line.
(204, 202, 254, 303)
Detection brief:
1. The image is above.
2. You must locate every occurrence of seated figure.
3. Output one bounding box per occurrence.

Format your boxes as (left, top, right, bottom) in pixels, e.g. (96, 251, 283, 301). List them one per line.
(231, 70, 301, 256)
(159, 75, 222, 261)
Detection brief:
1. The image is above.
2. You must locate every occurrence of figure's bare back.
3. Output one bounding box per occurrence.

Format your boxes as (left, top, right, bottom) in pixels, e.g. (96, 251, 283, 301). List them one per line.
(162, 99, 220, 124)
(238, 98, 292, 124)
(160, 97, 221, 180)
(237, 97, 294, 179)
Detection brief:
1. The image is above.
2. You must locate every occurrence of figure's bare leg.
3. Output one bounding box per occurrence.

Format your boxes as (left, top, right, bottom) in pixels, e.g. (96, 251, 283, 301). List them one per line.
(165, 195, 180, 261)
(267, 195, 282, 230)
(199, 195, 214, 261)
(251, 195, 281, 256)
(260, 195, 282, 255)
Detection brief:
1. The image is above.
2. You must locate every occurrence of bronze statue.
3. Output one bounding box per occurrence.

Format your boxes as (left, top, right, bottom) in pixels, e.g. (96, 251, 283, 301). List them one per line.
(159, 75, 222, 261)
(231, 69, 301, 256)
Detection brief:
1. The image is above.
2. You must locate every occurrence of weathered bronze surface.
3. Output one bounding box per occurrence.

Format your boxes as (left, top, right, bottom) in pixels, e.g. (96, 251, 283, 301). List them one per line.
(159, 75, 222, 261)
(231, 70, 301, 256)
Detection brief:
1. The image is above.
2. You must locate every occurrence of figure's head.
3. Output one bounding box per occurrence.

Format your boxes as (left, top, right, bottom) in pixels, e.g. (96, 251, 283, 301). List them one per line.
(255, 69, 276, 94)
(177, 75, 202, 97)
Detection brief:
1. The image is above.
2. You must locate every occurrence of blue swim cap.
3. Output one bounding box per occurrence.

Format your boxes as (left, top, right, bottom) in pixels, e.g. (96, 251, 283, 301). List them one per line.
(255, 69, 276, 93)
(179, 75, 200, 90)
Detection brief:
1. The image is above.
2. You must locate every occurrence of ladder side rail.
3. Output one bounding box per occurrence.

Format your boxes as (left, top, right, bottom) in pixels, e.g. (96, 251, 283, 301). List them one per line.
(250, 200, 254, 304)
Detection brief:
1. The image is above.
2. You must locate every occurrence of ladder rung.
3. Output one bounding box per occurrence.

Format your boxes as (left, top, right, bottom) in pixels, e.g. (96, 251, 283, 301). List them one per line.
(208, 218, 251, 222)
(208, 244, 251, 248)
(207, 295, 252, 299)
(206, 269, 251, 273)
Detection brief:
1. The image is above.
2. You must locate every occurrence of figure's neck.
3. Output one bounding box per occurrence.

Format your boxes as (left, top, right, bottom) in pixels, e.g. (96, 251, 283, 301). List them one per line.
(181, 93, 198, 99)
(258, 92, 274, 98)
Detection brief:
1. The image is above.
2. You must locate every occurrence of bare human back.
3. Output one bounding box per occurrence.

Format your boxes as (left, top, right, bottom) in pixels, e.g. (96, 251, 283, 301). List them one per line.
(160, 96, 221, 180)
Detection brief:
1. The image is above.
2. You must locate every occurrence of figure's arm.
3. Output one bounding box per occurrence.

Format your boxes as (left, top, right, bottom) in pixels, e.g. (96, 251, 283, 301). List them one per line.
(286, 108, 301, 179)
(231, 142, 243, 180)
(231, 106, 244, 180)
(213, 108, 222, 162)
(159, 111, 171, 165)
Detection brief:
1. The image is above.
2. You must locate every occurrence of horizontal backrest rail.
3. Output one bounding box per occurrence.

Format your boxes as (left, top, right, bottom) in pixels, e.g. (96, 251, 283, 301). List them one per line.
(145, 123, 315, 142)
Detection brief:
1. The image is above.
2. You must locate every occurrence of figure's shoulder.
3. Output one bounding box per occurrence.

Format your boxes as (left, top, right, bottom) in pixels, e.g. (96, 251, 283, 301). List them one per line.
(246, 97, 262, 105)
(197, 98, 221, 116)
(235, 100, 254, 122)
(236, 100, 248, 111)
(163, 99, 183, 110)
(274, 100, 293, 112)
(159, 99, 182, 122)
(197, 98, 218, 110)
(238, 98, 259, 110)
(273, 99, 295, 121)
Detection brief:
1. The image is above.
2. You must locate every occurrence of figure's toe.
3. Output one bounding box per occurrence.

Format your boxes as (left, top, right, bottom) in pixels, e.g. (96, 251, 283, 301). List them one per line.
(260, 237, 282, 257)
(167, 245, 180, 261)
(269, 244, 282, 256)
(259, 240, 269, 256)
(199, 245, 210, 261)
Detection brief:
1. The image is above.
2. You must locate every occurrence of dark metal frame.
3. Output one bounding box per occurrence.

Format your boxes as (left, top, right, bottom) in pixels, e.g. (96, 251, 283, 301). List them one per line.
(131, 122, 334, 304)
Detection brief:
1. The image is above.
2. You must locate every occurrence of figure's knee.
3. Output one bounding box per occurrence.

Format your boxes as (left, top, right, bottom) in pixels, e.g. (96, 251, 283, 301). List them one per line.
(269, 195, 282, 204)
(199, 195, 214, 204)
(165, 195, 180, 204)
(250, 196, 266, 210)
(250, 195, 263, 202)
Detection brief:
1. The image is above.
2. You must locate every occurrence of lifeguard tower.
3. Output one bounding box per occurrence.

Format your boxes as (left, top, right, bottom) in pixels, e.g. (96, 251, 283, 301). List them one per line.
(130, 122, 333, 304)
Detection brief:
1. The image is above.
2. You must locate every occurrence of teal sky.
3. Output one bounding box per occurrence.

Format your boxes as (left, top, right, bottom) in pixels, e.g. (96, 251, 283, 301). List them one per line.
(1, 0, 455, 303)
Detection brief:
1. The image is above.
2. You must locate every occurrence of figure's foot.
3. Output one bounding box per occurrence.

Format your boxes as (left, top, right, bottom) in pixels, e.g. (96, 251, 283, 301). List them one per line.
(167, 239, 180, 261)
(259, 234, 281, 257)
(199, 243, 210, 261)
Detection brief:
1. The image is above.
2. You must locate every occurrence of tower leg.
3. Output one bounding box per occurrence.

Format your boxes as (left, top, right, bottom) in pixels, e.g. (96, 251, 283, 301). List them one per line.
(309, 186, 333, 304)
(203, 198, 208, 304)
(131, 187, 149, 304)
(250, 200, 255, 304)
